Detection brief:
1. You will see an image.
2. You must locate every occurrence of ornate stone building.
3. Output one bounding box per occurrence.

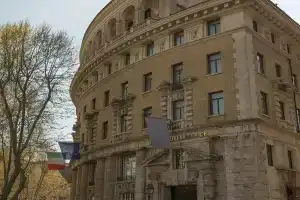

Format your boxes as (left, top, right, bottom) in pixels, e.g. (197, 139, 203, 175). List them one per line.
(69, 0, 300, 199)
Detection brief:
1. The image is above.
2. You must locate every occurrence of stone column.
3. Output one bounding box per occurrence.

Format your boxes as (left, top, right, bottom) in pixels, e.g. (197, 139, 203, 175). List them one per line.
(104, 157, 117, 200)
(135, 149, 146, 200)
(80, 164, 89, 200)
(95, 158, 105, 200)
(76, 166, 82, 199)
(70, 168, 77, 200)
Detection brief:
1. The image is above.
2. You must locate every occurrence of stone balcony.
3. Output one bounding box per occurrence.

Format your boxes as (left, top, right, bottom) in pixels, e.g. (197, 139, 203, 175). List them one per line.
(113, 131, 131, 143)
(168, 120, 187, 131)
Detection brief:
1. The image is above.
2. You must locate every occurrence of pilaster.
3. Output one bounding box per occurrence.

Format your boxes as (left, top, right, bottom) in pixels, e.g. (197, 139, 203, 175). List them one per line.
(70, 168, 77, 200)
(135, 149, 146, 200)
(80, 164, 89, 200)
(95, 158, 105, 200)
(104, 157, 117, 200)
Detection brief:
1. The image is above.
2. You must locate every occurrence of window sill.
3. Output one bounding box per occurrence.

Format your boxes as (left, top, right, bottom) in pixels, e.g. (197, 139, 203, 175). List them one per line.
(257, 72, 267, 78)
(206, 72, 223, 77)
(207, 114, 225, 118)
(142, 90, 152, 96)
(261, 113, 271, 119)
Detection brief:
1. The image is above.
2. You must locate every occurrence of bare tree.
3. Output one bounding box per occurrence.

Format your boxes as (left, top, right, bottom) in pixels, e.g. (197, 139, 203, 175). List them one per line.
(0, 21, 76, 200)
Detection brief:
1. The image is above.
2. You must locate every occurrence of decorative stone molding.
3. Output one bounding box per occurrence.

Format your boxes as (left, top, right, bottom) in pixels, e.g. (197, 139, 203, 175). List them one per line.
(182, 76, 197, 85)
(84, 110, 99, 120)
(111, 93, 136, 108)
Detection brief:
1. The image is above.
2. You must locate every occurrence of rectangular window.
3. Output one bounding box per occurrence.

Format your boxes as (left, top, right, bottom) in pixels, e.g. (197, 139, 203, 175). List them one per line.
(292, 74, 298, 89)
(271, 33, 275, 44)
(84, 105, 87, 113)
(173, 149, 185, 169)
(88, 163, 96, 186)
(102, 121, 108, 139)
(143, 107, 152, 128)
(260, 91, 269, 115)
(146, 42, 155, 56)
(257, 53, 265, 74)
(207, 19, 220, 36)
(174, 31, 184, 46)
(297, 109, 300, 130)
(121, 82, 129, 98)
(145, 9, 151, 19)
(208, 52, 222, 74)
(172, 63, 183, 84)
(288, 150, 293, 169)
(253, 20, 258, 32)
(107, 63, 112, 75)
(287, 44, 291, 54)
(92, 98, 96, 110)
(275, 64, 281, 77)
(125, 53, 131, 66)
(279, 101, 285, 120)
(104, 90, 110, 107)
(121, 154, 136, 180)
(266, 144, 274, 166)
(172, 100, 184, 121)
(209, 92, 224, 115)
(144, 73, 152, 92)
(120, 114, 128, 133)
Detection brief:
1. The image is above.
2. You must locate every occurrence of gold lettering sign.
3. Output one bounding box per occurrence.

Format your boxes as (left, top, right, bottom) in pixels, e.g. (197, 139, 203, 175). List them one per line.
(170, 132, 207, 141)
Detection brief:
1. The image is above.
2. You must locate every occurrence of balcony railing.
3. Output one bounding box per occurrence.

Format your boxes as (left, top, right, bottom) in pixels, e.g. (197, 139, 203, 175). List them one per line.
(170, 82, 183, 91)
(168, 120, 185, 130)
(117, 175, 136, 182)
(113, 132, 131, 142)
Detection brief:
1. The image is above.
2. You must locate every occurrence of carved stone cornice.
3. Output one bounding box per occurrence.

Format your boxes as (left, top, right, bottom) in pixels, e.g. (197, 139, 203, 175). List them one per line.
(157, 81, 170, 91)
(84, 110, 99, 120)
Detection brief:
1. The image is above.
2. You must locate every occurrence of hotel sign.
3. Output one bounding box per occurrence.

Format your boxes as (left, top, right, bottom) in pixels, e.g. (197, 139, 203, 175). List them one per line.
(170, 132, 208, 141)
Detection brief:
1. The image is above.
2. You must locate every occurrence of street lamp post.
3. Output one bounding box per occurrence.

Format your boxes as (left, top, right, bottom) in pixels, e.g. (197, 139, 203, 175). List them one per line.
(144, 183, 154, 200)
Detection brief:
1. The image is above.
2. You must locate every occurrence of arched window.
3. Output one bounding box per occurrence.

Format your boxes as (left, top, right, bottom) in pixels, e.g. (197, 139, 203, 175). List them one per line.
(122, 6, 135, 31)
(96, 30, 103, 49)
(108, 18, 117, 39)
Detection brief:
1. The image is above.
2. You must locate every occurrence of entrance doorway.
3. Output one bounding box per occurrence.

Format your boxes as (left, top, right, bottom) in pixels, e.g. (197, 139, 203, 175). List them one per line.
(170, 185, 197, 200)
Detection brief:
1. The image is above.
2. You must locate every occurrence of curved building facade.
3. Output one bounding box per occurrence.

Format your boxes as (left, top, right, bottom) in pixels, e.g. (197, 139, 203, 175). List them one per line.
(70, 0, 300, 200)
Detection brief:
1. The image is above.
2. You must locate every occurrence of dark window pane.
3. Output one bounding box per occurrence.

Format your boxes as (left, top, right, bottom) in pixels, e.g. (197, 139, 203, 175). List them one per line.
(279, 101, 285, 120)
(143, 107, 152, 128)
(266, 144, 273, 166)
(253, 20, 258, 32)
(144, 73, 152, 92)
(209, 92, 224, 115)
(257, 53, 265, 74)
(208, 19, 220, 36)
(208, 52, 222, 74)
(288, 150, 293, 169)
(261, 92, 269, 115)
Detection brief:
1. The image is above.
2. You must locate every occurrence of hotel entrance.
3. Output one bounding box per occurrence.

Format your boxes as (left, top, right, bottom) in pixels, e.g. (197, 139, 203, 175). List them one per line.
(170, 185, 197, 200)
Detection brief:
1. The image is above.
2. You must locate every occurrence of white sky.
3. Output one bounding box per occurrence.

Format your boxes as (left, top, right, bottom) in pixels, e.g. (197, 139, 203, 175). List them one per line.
(0, 0, 299, 139)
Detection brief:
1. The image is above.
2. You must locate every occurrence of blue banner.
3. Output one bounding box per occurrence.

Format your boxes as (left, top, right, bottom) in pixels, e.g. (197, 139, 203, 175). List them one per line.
(58, 141, 80, 160)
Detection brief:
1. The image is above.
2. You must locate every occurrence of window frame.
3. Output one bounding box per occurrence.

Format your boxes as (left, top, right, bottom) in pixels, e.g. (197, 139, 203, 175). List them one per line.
(121, 82, 129, 98)
(120, 114, 128, 133)
(207, 52, 222, 74)
(275, 64, 281, 77)
(145, 8, 151, 19)
(92, 98, 96, 110)
(271, 33, 275, 44)
(173, 149, 185, 169)
(143, 73, 152, 92)
(104, 90, 110, 107)
(146, 42, 155, 56)
(279, 101, 285, 120)
(121, 154, 136, 180)
(266, 144, 274, 166)
(125, 53, 131, 66)
(209, 91, 224, 115)
(253, 20, 258, 32)
(172, 100, 184, 121)
(172, 63, 183, 84)
(260, 91, 269, 115)
(174, 30, 184, 46)
(107, 63, 112, 75)
(143, 107, 152, 129)
(102, 121, 108, 140)
(288, 150, 293, 169)
(257, 53, 265, 74)
(207, 18, 221, 36)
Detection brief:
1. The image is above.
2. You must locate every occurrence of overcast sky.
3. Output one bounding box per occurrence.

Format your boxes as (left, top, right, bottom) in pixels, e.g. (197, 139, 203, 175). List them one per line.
(0, 0, 299, 140)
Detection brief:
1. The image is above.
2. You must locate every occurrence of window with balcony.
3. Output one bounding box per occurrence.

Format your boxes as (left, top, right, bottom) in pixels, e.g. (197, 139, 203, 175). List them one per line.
(102, 121, 108, 140)
(120, 114, 128, 133)
(266, 144, 274, 166)
(257, 53, 265, 74)
(121, 154, 136, 181)
(145, 9, 151, 19)
(292, 74, 298, 89)
(260, 91, 269, 115)
(172, 63, 183, 90)
(143, 73, 152, 92)
(92, 98, 96, 110)
(288, 150, 293, 169)
(208, 52, 222, 74)
(88, 163, 96, 186)
(253, 20, 258, 32)
(121, 82, 129, 98)
(209, 92, 224, 115)
(172, 100, 184, 121)
(279, 101, 285, 120)
(174, 30, 184, 46)
(275, 64, 281, 77)
(143, 107, 152, 128)
(173, 149, 185, 169)
(207, 19, 220, 36)
(104, 90, 110, 107)
(146, 42, 155, 56)
(125, 53, 131, 66)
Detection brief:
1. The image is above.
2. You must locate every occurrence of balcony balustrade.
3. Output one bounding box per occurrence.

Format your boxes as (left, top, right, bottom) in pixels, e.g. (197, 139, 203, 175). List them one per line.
(168, 120, 186, 130)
